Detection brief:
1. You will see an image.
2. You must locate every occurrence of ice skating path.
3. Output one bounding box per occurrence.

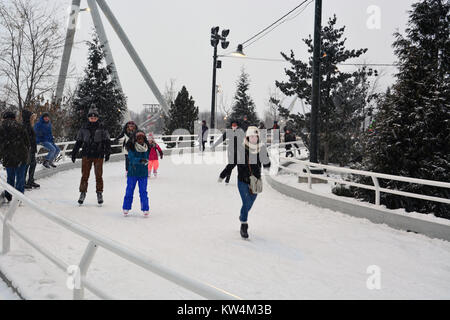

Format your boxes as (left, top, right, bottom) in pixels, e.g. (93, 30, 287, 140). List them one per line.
(1, 152, 450, 299)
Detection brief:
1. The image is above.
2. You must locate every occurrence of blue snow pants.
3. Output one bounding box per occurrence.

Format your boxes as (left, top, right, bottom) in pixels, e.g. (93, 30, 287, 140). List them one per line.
(122, 176, 149, 211)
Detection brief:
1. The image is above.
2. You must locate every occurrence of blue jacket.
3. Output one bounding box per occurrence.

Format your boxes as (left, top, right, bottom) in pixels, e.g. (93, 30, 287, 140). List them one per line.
(127, 149, 149, 177)
(34, 116, 54, 144)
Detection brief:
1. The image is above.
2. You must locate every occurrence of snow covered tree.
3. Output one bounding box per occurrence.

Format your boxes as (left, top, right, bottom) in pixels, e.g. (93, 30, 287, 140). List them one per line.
(69, 36, 127, 139)
(228, 68, 258, 126)
(163, 85, 198, 135)
(356, 0, 450, 218)
(276, 15, 374, 164)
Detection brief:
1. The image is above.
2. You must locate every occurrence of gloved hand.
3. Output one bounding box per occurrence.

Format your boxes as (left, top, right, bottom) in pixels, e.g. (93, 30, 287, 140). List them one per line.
(140, 159, 148, 165)
(71, 154, 76, 163)
(160, 154, 163, 160)
(105, 154, 110, 162)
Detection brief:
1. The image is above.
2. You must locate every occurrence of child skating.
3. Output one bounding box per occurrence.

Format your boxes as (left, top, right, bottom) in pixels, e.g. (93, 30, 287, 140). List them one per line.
(122, 131, 150, 217)
(147, 133, 163, 178)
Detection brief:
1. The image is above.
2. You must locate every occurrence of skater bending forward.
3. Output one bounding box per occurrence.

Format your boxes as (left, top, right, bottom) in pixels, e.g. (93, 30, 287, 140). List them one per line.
(236, 126, 270, 238)
(123, 131, 150, 217)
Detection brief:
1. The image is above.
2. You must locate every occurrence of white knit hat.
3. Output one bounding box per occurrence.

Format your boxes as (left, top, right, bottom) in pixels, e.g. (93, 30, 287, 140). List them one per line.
(246, 126, 259, 137)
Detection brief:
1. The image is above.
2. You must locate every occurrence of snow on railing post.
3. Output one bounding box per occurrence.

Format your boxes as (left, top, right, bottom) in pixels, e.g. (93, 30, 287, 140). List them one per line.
(2, 198, 20, 254)
(74, 241, 98, 300)
(371, 176, 381, 206)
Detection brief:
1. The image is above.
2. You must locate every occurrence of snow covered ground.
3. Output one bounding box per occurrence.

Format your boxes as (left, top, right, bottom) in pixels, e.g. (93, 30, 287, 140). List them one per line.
(0, 280, 19, 300)
(1, 151, 450, 299)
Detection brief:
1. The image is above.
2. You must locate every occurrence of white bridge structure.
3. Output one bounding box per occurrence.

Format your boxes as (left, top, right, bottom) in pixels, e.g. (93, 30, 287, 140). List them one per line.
(1, 134, 450, 300)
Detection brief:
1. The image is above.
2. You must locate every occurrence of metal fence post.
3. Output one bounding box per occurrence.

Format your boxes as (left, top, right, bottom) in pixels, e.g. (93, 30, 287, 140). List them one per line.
(74, 241, 98, 300)
(371, 176, 381, 206)
(2, 198, 20, 254)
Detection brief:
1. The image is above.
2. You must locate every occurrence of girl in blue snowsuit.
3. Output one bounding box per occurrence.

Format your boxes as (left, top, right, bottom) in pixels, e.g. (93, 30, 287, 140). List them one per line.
(122, 131, 150, 217)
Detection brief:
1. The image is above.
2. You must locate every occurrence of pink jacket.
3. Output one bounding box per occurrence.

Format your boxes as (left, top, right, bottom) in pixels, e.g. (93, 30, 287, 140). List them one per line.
(148, 143, 163, 160)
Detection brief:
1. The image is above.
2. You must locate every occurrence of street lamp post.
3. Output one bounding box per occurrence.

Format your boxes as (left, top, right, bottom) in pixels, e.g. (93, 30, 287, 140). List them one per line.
(210, 27, 229, 131)
(310, 0, 322, 163)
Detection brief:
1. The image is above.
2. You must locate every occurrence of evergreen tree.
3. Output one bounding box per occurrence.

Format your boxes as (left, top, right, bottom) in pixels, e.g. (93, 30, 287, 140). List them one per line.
(163, 86, 199, 135)
(229, 68, 258, 126)
(276, 15, 373, 164)
(69, 36, 127, 138)
(356, 0, 450, 218)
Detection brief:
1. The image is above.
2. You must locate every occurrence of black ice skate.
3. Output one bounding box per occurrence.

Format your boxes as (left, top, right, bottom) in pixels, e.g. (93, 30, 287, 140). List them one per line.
(78, 192, 86, 205)
(97, 192, 103, 205)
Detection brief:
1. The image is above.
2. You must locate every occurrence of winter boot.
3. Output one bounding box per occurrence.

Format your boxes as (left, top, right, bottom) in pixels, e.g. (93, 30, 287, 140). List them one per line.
(78, 192, 86, 205)
(30, 181, 40, 188)
(240, 223, 249, 239)
(24, 182, 32, 190)
(97, 192, 104, 205)
(43, 160, 51, 168)
(49, 161, 57, 168)
(143, 211, 149, 218)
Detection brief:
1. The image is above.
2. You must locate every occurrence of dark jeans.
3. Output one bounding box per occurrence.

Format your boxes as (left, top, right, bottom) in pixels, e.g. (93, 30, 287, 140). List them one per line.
(25, 152, 37, 183)
(220, 163, 237, 183)
(80, 157, 104, 193)
(237, 180, 257, 223)
(5, 164, 27, 199)
(40, 141, 60, 162)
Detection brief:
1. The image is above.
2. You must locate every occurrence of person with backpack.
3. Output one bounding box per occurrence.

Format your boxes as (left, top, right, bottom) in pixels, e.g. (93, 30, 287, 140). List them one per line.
(122, 131, 150, 217)
(0, 111, 30, 202)
(71, 107, 111, 205)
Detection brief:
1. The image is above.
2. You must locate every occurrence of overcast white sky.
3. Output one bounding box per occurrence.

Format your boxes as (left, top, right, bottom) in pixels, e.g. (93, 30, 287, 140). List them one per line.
(53, 0, 417, 117)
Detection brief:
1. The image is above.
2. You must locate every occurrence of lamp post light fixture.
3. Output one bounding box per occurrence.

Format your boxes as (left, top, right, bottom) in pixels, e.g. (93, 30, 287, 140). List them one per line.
(231, 44, 246, 57)
(210, 26, 229, 131)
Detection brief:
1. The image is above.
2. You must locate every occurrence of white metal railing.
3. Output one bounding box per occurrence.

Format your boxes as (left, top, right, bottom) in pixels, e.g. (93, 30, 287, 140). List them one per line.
(0, 177, 238, 300)
(0, 133, 237, 300)
(268, 142, 450, 207)
(32, 134, 225, 162)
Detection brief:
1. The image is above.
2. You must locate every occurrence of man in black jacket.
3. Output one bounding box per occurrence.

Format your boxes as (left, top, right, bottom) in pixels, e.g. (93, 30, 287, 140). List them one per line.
(0, 111, 30, 201)
(212, 120, 245, 184)
(71, 107, 111, 205)
(22, 109, 40, 189)
(284, 128, 299, 157)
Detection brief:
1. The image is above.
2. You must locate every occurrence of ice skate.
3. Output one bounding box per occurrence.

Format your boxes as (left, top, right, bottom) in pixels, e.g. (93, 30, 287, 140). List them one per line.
(123, 210, 129, 217)
(143, 211, 149, 218)
(97, 192, 104, 205)
(240, 223, 249, 239)
(78, 192, 86, 205)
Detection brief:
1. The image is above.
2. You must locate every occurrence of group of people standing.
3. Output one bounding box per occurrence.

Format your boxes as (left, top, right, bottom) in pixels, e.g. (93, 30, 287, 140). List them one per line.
(0, 109, 61, 202)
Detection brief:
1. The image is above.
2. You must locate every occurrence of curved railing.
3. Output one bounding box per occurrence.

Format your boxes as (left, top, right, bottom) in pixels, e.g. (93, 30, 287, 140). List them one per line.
(267, 141, 450, 207)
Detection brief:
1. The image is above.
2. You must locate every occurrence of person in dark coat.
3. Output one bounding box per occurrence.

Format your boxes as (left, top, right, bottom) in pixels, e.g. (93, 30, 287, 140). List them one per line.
(240, 115, 250, 132)
(0, 111, 31, 201)
(284, 128, 300, 157)
(114, 120, 138, 172)
(22, 109, 40, 189)
(34, 112, 59, 168)
(212, 121, 245, 184)
(71, 107, 111, 205)
(198, 120, 208, 152)
(270, 120, 281, 144)
(236, 126, 270, 238)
